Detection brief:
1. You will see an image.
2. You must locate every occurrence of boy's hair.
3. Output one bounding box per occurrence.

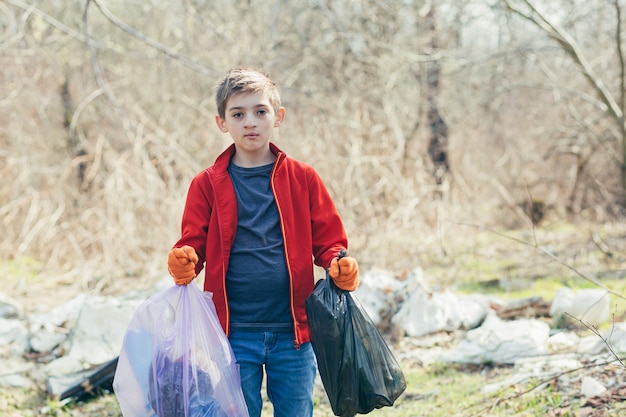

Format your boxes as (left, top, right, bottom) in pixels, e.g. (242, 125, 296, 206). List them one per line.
(215, 66, 281, 119)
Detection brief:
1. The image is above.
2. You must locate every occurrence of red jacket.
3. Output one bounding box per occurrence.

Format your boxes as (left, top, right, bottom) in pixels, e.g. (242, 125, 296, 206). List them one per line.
(174, 143, 348, 346)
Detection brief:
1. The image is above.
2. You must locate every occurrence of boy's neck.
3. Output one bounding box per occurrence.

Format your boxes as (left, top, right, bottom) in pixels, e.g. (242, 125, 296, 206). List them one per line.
(231, 147, 276, 168)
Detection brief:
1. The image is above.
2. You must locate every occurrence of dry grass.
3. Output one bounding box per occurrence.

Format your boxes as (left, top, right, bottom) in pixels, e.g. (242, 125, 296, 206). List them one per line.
(2, 1, 624, 291)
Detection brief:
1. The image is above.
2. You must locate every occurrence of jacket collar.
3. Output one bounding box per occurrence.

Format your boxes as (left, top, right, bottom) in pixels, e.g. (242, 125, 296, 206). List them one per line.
(212, 142, 286, 173)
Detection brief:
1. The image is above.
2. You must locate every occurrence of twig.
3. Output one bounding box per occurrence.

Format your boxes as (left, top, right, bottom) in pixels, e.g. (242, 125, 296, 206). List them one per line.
(466, 357, 626, 416)
(82, 0, 116, 105)
(569, 311, 626, 369)
(4, 0, 85, 42)
(454, 222, 625, 301)
(590, 231, 613, 258)
(88, 0, 217, 77)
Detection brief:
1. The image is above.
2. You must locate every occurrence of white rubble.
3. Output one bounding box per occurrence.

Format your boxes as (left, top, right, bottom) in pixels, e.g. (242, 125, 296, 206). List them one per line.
(395, 332, 455, 367)
(578, 335, 604, 354)
(0, 291, 23, 319)
(28, 294, 88, 353)
(47, 296, 145, 369)
(547, 331, 580, 353)
(353, 267, 405, 325)
(0, 317, 29, 357)
(391, 286, 491, 337)
(595, 322, 626, 354)
(483, 353, 583, 393)
(0, 357, 35, 389)
(549, 287, 610, 326)
(444, 313, 550, 364)
(0, 270, 623, 400)
(581, 376, 607, 397)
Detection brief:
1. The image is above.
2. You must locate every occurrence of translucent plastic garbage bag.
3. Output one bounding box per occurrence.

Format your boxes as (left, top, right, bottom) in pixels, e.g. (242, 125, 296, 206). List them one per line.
(305, 277, 406, 417)
(113, 283, 248, 417)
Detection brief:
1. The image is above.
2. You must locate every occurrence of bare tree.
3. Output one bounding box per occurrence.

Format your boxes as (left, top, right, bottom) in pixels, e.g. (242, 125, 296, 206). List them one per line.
(502, 0, 626, 209)
(423, 2, 450, 189)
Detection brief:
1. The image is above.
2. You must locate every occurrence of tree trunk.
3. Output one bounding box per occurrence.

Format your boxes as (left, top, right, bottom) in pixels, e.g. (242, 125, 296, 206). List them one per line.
(424, 3, 449, 187)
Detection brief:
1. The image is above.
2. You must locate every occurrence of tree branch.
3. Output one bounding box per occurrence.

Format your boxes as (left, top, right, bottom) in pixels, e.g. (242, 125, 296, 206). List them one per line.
(5, 0, 85, 42)
(89, 0, 217, 77)
(83, 0, 116, 105)
(503, 0, 623, 124)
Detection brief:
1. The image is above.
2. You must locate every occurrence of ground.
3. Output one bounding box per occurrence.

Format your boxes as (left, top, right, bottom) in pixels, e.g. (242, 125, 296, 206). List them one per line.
(2, 221, 626, 416)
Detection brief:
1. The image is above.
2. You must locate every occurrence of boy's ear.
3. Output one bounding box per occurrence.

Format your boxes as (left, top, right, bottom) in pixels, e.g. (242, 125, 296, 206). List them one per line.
(215, 115, 228, 133)
(274, 107, 286, 127)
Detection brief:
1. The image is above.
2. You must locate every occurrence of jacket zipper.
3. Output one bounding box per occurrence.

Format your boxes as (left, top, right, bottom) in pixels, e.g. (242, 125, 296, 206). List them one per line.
(208, 168, 230, 337)
(270, 154, 301, 349)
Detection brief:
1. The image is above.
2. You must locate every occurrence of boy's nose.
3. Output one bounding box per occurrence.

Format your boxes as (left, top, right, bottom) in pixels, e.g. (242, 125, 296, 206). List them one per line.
(243, 114, 256, 127)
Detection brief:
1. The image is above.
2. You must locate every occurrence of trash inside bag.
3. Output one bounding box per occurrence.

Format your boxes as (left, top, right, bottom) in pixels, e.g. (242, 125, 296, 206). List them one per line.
(305, 277, 406, 417)
(113, 283, 248, 417)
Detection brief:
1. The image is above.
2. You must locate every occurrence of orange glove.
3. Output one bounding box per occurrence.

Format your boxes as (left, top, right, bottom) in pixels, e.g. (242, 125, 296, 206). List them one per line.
(328, 252, 359, 291)
(167, 245, 198, 285)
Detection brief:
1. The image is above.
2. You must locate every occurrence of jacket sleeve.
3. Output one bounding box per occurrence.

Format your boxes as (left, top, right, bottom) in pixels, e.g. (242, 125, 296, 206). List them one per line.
(307, 167, 348, 269)
(173, 170, 211, 276)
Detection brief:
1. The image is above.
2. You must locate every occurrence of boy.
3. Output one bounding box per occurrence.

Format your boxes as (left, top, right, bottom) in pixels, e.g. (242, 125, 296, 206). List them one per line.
(167, 66, 359, 417)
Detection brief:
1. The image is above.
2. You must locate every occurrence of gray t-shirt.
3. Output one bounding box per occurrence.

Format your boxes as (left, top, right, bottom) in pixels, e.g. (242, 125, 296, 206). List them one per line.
(226, 162, 292, 333)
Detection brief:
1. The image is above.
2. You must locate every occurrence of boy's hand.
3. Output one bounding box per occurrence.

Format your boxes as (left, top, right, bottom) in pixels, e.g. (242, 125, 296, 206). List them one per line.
(328, 251, 359, 291)
(167, 245, 198, 285)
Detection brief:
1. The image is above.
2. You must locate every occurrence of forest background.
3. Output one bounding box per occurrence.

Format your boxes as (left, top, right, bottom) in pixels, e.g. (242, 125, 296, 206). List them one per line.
(2, 0, 626, 306)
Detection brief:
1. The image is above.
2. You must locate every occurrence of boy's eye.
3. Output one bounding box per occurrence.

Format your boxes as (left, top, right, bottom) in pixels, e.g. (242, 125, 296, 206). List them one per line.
(258, 109, 267, 115)
(232, 112, 243, 118)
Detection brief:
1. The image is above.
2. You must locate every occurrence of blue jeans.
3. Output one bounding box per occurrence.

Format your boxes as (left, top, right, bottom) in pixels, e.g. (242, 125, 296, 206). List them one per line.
(228, 331, 317, 417)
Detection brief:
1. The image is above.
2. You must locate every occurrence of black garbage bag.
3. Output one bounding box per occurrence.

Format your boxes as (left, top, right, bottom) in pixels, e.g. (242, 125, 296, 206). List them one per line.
(305, 276, 406, 417)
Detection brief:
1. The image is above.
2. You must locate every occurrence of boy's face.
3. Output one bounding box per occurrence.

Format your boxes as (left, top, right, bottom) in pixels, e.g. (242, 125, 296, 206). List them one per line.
(215, 91, 285, 161)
